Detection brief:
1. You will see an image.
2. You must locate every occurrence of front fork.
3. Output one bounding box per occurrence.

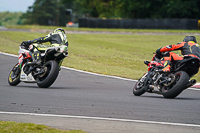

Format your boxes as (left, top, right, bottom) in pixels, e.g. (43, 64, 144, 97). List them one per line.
(143, 69, 163, 92)
(140, 71, 153, 92)
(12, 63, 21, 76)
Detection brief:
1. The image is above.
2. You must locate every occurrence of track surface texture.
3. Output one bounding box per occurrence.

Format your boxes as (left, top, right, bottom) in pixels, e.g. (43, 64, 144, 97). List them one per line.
(1, 53, 200, 133)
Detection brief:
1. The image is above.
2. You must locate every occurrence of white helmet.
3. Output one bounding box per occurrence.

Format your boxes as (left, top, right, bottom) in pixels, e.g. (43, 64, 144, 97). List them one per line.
(54, 28, 65, 34)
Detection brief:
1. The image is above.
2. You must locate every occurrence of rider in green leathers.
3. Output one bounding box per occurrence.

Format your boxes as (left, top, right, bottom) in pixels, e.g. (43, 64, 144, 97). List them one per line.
(21, 28, 68, 65)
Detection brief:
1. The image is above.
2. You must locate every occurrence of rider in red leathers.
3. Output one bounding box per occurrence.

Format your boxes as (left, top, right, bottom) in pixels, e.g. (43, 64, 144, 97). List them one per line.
(154, 36, 200, 72)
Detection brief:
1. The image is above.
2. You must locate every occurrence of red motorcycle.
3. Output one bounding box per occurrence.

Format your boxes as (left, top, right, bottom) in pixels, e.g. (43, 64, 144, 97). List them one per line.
(133, 52, 199, 98)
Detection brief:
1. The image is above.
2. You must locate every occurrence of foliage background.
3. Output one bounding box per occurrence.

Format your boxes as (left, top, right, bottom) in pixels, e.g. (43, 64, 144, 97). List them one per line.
(0, 12, 23, 26)
(1, 0, 200, 26)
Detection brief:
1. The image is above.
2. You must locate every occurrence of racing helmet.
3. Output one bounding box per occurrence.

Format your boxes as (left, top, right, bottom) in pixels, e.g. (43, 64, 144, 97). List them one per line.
(54, 28, 65, 34)
(183, 36, 197, 43)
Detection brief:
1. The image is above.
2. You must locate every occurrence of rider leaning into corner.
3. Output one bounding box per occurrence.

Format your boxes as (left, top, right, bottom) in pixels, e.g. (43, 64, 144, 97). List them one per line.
(153, 36, 200, 72)
(21, 28, 68, 66)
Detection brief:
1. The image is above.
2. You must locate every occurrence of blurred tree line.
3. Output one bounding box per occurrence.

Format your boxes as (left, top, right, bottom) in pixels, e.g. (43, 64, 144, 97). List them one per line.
(7, 0, 200, 26)
(77, 0, 200, 19)
(0, 12, 23, 26)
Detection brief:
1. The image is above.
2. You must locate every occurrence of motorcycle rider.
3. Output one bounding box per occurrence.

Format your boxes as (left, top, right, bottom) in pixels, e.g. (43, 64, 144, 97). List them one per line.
(155, 36, 200, 72)
(21, 28, 68, 65)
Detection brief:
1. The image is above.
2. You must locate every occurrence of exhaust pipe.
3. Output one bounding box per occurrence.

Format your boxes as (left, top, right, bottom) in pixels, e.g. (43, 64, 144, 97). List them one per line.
(186, 79, 196, 88)
(148, 85, 162, 95)
(46, 49, 57, 55)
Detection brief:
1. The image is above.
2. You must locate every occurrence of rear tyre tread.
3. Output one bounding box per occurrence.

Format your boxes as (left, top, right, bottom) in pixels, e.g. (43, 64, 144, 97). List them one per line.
(37, 61, 59, 88)
(162, 71, 189, 99)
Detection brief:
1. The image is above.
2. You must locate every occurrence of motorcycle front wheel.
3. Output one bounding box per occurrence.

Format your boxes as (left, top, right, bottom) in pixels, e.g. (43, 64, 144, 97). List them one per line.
(133, 78, 147, 96)
(36, 60, 59, 88)
(8, 63, 21, 86)
(161, 71, 189, 99)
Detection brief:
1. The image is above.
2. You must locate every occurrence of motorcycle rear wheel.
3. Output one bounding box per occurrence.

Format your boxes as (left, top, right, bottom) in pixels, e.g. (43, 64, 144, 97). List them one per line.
(36, 60, 59, 88)
(8, 63, 21, 86)
(161, 71, 189, 99)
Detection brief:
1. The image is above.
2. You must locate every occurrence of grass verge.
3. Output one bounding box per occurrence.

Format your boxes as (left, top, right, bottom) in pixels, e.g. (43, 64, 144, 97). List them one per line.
(0, 121, 86, 133)
(0, 26, 200, 131)
(0, 29, 200, 81)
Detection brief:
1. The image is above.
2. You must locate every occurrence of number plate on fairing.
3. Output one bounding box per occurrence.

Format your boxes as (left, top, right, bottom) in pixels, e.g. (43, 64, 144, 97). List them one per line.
(20, 66, 36, 82)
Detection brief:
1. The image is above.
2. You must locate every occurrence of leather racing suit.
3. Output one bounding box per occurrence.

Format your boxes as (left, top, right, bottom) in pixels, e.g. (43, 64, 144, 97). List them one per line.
(22, 31, 68, 66)
(155, 41, 200, 72)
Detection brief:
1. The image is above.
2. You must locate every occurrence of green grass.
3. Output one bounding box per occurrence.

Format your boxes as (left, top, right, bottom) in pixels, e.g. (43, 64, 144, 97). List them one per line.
(0, 121, 86, 133)
(0, 27, 200, 131)
(0, 30, 200, 81)
(6, 25, 200, 33)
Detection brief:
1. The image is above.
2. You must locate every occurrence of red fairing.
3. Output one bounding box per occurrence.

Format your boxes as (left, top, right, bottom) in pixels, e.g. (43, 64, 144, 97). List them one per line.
(18, 51, 32, 65)
(18, 53, 23, 65)
(24, 51, 32, 59)
(148, 61, 164, 71)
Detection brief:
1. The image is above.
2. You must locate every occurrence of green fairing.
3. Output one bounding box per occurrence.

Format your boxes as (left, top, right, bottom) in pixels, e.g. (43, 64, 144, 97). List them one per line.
(19, 63, 22, 69)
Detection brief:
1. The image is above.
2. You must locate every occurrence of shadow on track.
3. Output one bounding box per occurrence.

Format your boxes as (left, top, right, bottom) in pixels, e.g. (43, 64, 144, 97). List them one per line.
(10, 85, 81, 90)
(135, 95, 200, 100)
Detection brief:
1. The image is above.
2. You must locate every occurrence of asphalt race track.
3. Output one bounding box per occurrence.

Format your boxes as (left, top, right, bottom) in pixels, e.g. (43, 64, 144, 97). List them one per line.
(1, 53, 200, 133)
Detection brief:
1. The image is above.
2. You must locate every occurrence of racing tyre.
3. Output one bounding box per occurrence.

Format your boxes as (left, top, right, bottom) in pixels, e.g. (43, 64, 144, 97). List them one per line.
(36, 60, 59, 88)
(162, 71, 189, 99)
(133, 78, 146, 96)
(8, 63, 21, 86)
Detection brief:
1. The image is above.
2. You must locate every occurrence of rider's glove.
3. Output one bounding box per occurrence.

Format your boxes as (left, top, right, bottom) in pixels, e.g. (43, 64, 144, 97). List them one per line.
(21, 40, 32, 47)
(155, 48, 162, 59)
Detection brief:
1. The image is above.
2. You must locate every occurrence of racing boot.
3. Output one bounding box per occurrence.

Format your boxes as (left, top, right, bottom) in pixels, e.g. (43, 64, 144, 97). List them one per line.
(27, 51, 42, 66)
(161, 60, 171, 73)
(161, 64, 171, 73)
(156, 60, 171, 73)
(26, 61, 41, 66)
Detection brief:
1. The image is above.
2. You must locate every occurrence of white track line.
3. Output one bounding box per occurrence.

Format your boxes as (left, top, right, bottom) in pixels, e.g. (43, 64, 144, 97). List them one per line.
(0, 51, 135, 81)
(1, 51, 200, 127)
(1, 51, 199, 89)
(0, 111, 200, 128)
(61, 66, 135, 81)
